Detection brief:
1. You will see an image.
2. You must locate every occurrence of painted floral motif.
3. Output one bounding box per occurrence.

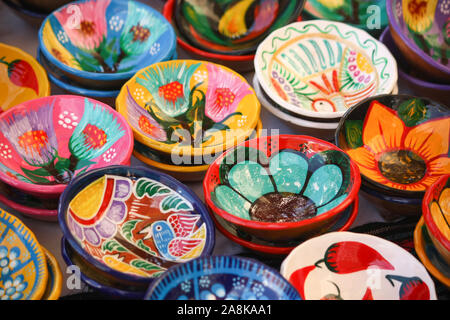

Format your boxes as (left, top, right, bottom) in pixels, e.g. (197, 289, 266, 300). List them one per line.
(0, 144, 12, 160)
(58, 111, 79, 129)
(109, 16, 124, 32)
(0, 275, 28, 300)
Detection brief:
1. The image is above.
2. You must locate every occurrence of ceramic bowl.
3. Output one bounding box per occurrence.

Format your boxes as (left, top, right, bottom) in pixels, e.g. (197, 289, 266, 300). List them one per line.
(58, 165, 215, 289)
(422, 174, 450, 266)
(203, 135, 361, 242)
(0, 42, 50, 114)
(379, 27, 450, 105)
(0, 95, 134, 199)
(335, 94, 450, 199)
(116, 59, 261, 164)
(280, 231, 437, 300)
(41, 247, 63, 300)
(38, 0, 176, 90)
(0, 208, 48, 300)
(254, 20, 398, 120)
(387, 0, 450, 83)
(144, 255, 301, 300)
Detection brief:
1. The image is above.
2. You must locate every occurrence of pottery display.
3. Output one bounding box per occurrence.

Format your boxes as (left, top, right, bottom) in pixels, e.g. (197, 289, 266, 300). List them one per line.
(281, 231, 437, 300)
(144, 255, 301, 300)
(41, 247, 63, 300)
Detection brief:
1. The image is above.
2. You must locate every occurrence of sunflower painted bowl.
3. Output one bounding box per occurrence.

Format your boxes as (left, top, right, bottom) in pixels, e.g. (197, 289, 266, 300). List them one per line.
(38, 0, 176, 90)
(335, 94, 450, 199)
(422, 174, 450, 265)
(41, 247, 63, 300)
(387, 0, 450, 83)
(280, 231, 437, 300)
(203, 135, 361, 242)
(0, 42, 50, 114)
(58, 165, 215, 289)
(0, 208, 48, 300)
(144, 255, 301, 300)
(0, 95, 133, 199)
(254, 20, 398, 120)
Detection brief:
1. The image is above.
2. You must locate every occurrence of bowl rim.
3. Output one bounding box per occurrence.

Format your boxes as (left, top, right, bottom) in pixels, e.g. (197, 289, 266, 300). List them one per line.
(58, 164, 216, 285)
(335, 93, 450, 198)
(386, 0, 450, 77)
(422, 174, 450, 251)
(41, 246, 63, 300)
(37, 0, 176, 82)
(0, 95, 134, 196)
(254, 19, 398, 120)
(0, 190, 58, 221)
(203, 134, 361, 231)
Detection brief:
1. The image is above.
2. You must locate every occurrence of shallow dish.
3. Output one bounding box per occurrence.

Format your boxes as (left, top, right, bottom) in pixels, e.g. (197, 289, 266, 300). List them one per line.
(335, 94, 450, 198)
(144, 255, 301, 300)
(0, 42, 50, 113)
(41, 247, 62, 300)
(254, 20, 398, 120)
(0, 208, 48, 300)
(0, 95, 133, 198)
(58, 165, 215, 288)
(281, 231, 437, 300)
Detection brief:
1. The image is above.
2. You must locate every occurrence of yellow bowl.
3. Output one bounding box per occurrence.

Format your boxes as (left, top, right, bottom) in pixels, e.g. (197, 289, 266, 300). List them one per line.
(41, 247, 63, 300)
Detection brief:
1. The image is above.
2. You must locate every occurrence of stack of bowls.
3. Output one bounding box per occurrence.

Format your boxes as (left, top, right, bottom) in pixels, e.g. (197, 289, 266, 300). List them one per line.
(37, 0, 176, 105)
(0, 95, 134, 221)
(0, 207, 62, 300)
(203, 134, 361, 256)
(336, 94, 450, 221)
(253, 20, 398, 141)
(58, 165, 215, 299)
(162, 0, 306, 72)
(116, 59, 262, 182)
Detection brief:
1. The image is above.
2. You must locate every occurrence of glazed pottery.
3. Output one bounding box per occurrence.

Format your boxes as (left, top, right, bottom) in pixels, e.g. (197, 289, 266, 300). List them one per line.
(422, 174, 450, 265)
(144, 255, 301, 300)
(0, 208, 48, 300)
(387, 0, 450, 83)
(335, 94, 450, 199)
(254, 20, 398, 120)
(38, 0, 176, 89)
(280, 231, 437, 300)
(116, 59, 260, 163)
(414, 217, 450, 289)
(0, 95, 134, 198)
(58, 165, 215, 288)
(203, 135, 361, 242)
(379, 27, 450, 105)
(0, 42, 50, 113)
(41, 247, 63, 300)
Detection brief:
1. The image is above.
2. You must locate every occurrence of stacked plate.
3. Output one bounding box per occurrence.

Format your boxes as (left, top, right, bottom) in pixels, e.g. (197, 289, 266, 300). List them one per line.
(36, 0, 176, 103)
(253, 20, 398, 141)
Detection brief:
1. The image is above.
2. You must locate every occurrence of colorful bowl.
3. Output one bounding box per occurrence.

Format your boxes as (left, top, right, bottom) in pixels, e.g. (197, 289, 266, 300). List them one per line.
(203, 135, 361, 242)
(144, 255, 301, 300)
(58, 165, 215, 288)
(0, 42, 50, 114)
(280, 231, 437, 300)
(0, 208, 48, 300)
(387, 0, 450, 83)
(41, 247, 63, 300)
(254, 20, 398, 120)
(0, 95, 133, 198)
(38, 0, 176, 89)
(335, 94, 450, 199)
(422, 174, 450, 266)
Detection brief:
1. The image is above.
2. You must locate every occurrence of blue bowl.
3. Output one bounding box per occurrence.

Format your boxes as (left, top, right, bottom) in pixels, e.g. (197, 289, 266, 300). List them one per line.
(144, 255, 301, 300)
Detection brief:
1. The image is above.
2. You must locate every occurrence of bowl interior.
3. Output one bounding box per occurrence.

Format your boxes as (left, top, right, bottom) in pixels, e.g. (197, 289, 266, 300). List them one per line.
(336, 94, 450, 197)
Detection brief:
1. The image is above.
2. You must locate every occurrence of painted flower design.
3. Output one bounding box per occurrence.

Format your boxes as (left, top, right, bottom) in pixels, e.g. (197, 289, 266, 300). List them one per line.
(0, 275, 28, 300)
(102, 147, 117, 163)
(109, 15, 124, 32)
(402, 0, 438, 34)
(0, 246, 20, 277)
(0, 143, 12, 160)
(58, 110, 79, 129)
(429, 185, 450, 240)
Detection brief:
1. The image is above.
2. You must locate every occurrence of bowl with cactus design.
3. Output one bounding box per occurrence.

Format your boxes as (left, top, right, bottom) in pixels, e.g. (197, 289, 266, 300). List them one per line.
(203, 135, 361, 242)
(0, 95, 133, 198)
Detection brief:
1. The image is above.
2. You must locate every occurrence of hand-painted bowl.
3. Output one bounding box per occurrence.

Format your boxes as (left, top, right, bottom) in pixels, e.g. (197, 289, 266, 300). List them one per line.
(144, 255, 301, 300)
(280, 231, 437, 300)
(254, 20, 398, 120)
(422, 174, 450, 266)
(0, 43, 50, 114)
(0, 95, 134, 199)
(41, 247, 63, 300)
(58, 165, 215, 289)
(38, 0, 176, 90)
(379, 27, 450, 105)
(0, 208, 48, 300)
(387, 0, 450, 83)
(17, 0, 72, 13)
(116, 59, 261, 163)
(203, 135, 361, 242)
(335, 94, 450, 199)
